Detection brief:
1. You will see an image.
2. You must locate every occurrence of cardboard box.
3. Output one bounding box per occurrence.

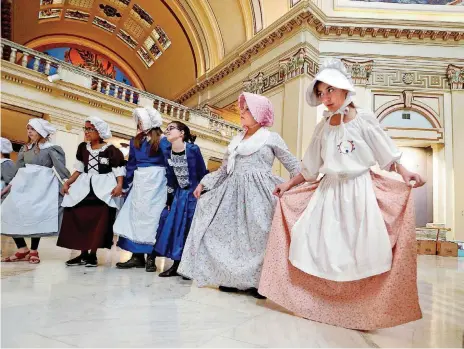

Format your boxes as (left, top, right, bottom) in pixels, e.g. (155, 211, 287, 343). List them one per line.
(417, 240, 437, 255)
(437, 241, 458, 257)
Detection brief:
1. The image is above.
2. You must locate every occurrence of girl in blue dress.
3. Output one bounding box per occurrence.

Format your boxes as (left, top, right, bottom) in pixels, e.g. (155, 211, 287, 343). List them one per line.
(114, 107, 172, 270)
(148, 121, 208, 276)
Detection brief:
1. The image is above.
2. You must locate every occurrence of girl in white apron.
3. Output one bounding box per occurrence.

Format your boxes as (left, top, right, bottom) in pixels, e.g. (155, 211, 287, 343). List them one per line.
(1, 119, 70, 264)
(114, 107, 171, 271)
(1, 137, 16, 201)
(259, 58, 424, 329)
(58, 117, 125, 267)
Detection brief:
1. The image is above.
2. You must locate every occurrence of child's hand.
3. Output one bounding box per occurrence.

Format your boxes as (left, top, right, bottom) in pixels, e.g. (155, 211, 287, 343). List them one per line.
(401, 170, 425, 188)
(111, 184, 123, 197)
(193, 184, 204, 199)
(273, 182, 291, 197)
(61, 182, 70, 195)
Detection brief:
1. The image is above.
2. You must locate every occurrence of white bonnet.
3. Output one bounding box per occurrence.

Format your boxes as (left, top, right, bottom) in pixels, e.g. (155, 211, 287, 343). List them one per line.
(306, 58, 356, 107)
(27, 118, 56, 138)
(1, 137, 13, 154)
(85, 116, 112, 139)
(133, 107, 163, 132)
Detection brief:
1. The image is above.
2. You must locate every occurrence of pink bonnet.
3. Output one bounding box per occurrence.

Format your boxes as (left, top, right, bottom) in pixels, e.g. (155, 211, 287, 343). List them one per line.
(238, 92, 274, 127)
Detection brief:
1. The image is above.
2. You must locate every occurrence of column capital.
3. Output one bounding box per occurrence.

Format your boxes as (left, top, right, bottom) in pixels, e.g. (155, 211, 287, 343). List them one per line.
(447, 64, 464, 90)
(341, 59, 374, 86)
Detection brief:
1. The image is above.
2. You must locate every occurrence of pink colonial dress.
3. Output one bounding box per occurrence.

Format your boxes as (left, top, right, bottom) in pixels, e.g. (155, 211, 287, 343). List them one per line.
(258, 108, 422, 330)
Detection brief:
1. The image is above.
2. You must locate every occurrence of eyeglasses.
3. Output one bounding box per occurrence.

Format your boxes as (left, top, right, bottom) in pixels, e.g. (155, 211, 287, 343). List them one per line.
(165, 126, 179, 132)
(83, 127, 97, 133)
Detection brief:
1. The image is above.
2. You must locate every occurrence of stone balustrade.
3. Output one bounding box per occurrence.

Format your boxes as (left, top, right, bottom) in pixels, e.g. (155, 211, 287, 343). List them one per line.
(0, 39, 242, 137)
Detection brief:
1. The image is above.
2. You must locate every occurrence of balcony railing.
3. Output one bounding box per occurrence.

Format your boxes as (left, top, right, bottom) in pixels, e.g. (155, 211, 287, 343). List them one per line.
(1, 39, 242, 137)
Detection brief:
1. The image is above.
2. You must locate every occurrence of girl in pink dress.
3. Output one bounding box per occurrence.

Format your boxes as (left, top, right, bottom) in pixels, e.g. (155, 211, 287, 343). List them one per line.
(258, 58, 424, 330)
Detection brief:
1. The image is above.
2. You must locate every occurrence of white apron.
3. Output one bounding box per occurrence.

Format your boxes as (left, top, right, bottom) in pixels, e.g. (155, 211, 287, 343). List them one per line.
(61, 172, 123, 209)
(113, 166, 167, 244)
(289, 112, 400, 282)
(1, 164, 59, 236)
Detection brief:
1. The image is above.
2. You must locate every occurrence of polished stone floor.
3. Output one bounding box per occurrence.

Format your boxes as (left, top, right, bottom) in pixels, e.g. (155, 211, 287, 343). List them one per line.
(1, 236, 463, 348)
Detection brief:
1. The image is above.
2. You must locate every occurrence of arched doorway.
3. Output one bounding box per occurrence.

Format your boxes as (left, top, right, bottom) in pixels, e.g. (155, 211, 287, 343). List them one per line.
(378, 106, 443, 228)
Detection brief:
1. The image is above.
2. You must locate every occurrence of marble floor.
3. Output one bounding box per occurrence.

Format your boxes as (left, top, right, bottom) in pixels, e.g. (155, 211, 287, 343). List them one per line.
(1, 237, 463, 348)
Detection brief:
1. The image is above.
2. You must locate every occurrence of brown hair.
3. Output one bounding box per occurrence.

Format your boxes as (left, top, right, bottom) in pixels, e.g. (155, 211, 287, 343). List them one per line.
(314, 81, 355, 108)
(134, 127, 163, 156)
(26, 135, 49, 154)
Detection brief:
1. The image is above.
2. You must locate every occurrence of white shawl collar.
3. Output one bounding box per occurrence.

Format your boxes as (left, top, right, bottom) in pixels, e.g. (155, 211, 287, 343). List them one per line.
(226, 127, 271, 174)
(0, 158, 13, 164)
(26, 141, 54, 150)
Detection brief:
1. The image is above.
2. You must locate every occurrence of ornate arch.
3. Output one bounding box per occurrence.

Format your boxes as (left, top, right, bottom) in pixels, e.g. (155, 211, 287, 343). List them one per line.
(375, 91, 442, 129)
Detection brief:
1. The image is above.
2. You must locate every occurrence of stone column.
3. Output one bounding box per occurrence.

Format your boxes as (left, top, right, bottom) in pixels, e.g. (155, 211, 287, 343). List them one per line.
(447, 64, 464, 240)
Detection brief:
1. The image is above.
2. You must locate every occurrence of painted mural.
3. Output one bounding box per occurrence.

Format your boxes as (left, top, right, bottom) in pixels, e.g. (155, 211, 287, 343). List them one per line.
(33, 46, 133, 85)
(350, 0, 462, 4)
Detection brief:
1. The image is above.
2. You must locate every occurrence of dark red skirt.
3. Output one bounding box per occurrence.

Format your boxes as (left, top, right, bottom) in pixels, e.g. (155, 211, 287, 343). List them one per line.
(57, 189, 116, 250)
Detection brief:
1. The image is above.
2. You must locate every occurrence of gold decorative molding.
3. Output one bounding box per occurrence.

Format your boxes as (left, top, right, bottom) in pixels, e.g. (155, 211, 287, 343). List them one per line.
(175, 1, 464, 103)
(446, 64, 464, 90)
(243, 48, 318, 94)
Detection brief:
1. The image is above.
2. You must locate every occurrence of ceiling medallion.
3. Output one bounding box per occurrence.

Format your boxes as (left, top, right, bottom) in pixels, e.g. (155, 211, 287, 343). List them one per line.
(99, 4, 121, 18)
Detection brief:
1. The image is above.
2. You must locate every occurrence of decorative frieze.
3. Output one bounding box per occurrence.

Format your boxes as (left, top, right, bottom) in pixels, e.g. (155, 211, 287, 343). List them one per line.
(243, 48, 318, 94)
(341, 59, 373, 85)
(175, 1, 463, 103)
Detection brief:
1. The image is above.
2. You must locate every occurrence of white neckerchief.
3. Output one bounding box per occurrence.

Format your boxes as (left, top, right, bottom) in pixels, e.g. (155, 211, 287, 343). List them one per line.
(321, 97, 353, 141)
(226, 127, 271, 174)
(26, 141, 54, 150)
(0, 158, 12, 164)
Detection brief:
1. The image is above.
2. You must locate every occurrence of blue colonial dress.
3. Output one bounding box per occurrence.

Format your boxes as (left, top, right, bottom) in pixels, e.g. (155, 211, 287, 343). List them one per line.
(114, 136, 173, 253)
(153, 142, 208, 260)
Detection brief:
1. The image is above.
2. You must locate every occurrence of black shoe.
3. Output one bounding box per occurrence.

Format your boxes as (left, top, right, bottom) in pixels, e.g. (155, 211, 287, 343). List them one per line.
(85, 254, 98, 268)
(158, 261, 180, 277)
(65, 254, 87, 266)
(247, 288, 266, 299)
(116, 254, 145, 269)
(218, 286, 239, 293)
(145, 255, 157, 272)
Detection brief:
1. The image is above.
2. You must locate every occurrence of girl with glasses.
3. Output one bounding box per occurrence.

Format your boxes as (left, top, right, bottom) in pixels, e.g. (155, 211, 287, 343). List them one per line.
(148, 121, 208, 276)
(58, 117, 125, 267)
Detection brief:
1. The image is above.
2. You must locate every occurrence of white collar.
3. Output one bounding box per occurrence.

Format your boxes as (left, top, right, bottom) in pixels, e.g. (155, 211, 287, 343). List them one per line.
(26, 141, 54, 150)
(0, 158, 12, 164)
(226, 127, 271, 174)
(86, 142, 110, 154)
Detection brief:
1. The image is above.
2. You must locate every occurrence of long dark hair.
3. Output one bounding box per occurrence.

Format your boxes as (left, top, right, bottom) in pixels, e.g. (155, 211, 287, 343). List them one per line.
(134, 127, 163, 156)
(169, 121, 196, 143)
